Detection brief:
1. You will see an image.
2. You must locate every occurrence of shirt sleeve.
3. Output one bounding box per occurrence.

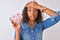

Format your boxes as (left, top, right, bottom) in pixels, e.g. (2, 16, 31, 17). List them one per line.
(14, 31, 23, 40)
(42, 11, 60, 30)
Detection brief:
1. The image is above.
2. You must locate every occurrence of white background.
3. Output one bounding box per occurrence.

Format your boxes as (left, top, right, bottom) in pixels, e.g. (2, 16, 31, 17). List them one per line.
(0, 0, 60, 40)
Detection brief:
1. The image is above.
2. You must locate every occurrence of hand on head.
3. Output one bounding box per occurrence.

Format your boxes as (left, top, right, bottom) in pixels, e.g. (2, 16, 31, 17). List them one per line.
(26, 1, 40, 9)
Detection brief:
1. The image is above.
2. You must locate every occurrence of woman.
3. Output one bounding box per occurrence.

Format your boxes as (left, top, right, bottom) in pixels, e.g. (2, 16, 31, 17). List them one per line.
(10, 1, 60, 40)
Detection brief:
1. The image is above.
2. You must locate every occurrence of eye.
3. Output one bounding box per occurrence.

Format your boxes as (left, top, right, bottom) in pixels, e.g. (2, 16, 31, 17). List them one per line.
(34, 9, 38, 12)
(28, 9, 31, 12)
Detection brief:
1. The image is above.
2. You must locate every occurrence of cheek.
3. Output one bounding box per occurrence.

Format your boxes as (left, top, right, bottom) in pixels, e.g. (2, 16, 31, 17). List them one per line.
(27, 12, 38, 18)
(35, 14, 38, 19)
(34, 10, 38, 15)
(27, 12, 31, 18)
(35, 12, 38, 17)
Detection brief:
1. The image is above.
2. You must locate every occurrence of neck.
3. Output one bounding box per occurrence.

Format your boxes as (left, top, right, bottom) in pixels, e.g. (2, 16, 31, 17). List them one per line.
(29, 20, 35, 28)
(29, 20, 35, 24)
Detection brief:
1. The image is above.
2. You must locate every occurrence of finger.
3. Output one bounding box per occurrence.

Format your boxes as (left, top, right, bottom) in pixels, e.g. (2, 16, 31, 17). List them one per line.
(33, 1, 38, 6)
(9, 18, 15, 24)
(18, 18, 22, 24)
(26, 1, 35, 8)
(13, 23, 17, 27)
(33, 0, 35, 1)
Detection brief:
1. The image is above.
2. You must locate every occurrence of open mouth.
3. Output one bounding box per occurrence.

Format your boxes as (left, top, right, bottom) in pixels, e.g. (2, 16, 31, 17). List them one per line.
(30, 16, 35, 18)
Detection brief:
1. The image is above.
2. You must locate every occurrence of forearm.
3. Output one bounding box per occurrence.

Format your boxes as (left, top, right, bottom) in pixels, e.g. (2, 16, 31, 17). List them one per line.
(15, 31, 20, 40)
(38, 5, 58, 16)
(43, 7, 58, 16)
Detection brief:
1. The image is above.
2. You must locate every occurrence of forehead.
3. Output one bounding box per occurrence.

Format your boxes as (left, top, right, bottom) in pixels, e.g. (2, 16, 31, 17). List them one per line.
(27, 7, 38, 11)
(26, 1, 38, 10)
(26, 1, 34, 6)
(26, 1, 34, 8)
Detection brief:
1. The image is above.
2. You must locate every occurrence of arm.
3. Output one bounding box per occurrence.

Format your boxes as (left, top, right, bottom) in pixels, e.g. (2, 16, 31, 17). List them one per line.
(39, 6, 60, 30)
(33, 1, 58, 16)
(27, 1, 60, 30)
(14, 31, 23, 40)
(15, 31, 20, 40)
(33, 1, 60, 30)
(42, 15, 60, 30)
(39, 6, 58, 16)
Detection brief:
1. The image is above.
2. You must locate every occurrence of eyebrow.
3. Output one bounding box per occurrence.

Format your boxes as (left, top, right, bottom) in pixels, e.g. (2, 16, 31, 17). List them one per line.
(28, 7, 38, 10)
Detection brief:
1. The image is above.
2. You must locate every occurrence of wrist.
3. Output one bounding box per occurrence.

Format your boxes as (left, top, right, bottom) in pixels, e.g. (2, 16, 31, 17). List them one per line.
(42, 6, 47, 12)
(16, 30, 20, 33)
(38, 5, 47, 12)
(38, 5, 43, 10)
(15, 28, 20, 32)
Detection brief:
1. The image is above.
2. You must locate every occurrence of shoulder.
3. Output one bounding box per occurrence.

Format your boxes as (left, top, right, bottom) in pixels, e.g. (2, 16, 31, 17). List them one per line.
(36, 22, 43, 27)
(21, 21, 29, 30)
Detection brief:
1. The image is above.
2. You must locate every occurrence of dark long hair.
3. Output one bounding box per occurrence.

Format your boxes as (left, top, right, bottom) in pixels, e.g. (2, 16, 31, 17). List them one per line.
(22, 6, 43, 23)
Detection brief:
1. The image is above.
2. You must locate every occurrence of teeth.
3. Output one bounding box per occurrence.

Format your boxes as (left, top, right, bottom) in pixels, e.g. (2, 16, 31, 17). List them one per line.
(31, 16, 34, 17)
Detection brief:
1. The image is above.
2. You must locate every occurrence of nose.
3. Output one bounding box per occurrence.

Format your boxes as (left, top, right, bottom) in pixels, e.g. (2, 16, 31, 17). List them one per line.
(32, 8, 35, 15)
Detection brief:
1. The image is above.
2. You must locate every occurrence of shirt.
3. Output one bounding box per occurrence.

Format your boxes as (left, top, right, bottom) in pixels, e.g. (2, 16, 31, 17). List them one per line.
(14, 11, 60, 40)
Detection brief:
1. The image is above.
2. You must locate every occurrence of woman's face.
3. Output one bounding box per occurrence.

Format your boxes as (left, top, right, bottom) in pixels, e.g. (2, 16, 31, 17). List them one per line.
(27, 2, 38, 21)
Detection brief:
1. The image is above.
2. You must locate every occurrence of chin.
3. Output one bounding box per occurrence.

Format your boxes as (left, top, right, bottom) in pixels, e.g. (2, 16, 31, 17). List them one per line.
(30, 18, 35, 21)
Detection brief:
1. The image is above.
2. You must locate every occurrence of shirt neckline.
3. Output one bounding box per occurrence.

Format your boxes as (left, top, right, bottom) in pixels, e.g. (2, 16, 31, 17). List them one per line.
(25, 21, 37, 29)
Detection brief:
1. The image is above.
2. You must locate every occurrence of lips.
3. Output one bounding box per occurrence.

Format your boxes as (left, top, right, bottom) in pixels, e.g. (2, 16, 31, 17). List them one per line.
(30, 16, 35, 18)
